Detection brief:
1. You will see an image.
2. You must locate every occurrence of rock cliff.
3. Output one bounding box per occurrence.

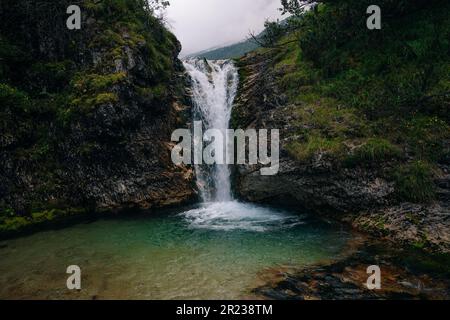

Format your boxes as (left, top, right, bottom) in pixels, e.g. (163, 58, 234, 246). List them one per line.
(0, 0, 196, 234)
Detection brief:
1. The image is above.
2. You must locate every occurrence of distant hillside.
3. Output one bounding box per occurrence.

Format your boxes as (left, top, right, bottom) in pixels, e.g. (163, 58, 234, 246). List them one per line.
(190, 40, 260, 60)
(188, 17, 294, 60)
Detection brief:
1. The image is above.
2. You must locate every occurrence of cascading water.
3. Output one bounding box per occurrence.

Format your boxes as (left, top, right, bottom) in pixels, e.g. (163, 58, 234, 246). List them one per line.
(183, 59, 239, 202)
(181, 59, 304, 232)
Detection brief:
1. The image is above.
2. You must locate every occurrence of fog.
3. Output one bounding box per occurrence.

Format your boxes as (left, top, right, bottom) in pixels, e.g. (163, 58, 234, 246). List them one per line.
(165, 0, 285, 56)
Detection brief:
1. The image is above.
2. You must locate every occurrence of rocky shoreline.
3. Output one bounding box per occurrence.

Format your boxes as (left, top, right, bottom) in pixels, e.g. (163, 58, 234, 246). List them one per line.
(254, 238, 450, 300)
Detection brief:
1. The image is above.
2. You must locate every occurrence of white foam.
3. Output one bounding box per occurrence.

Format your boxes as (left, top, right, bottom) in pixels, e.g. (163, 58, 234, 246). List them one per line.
(180, 201, 304, 232)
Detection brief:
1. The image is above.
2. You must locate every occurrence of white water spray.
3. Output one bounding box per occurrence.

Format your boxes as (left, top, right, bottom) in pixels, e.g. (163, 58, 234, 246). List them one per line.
(183, 59, 239, 202)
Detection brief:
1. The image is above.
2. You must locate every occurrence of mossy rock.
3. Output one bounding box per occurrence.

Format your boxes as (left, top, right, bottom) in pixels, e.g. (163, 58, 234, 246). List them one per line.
(0, 207, 89, 237)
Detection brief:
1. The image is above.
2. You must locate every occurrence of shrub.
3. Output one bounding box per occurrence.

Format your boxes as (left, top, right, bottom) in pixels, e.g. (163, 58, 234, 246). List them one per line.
(392, 160, 436, 203)
(345, 138, 402, 166)
(29, 61, 74, 93)
(0, 83, 30, 111)
(287, 135, 345, 163)
(71, 92, 119, 111)
(279, 70, 312, 91)
(403, 116, 450, 162)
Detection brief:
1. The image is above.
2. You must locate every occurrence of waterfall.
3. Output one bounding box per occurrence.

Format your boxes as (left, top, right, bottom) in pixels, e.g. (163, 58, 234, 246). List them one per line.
(181, 60, 302, 234)
(183, 59, 239, 203)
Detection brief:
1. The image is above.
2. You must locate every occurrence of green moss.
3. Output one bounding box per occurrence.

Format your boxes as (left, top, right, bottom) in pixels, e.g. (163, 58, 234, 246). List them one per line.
(298, 103, 367, 136)
(356, 215, 390, 236)
(402, 116, 450, 162)
(0, 208, 88, 235)
(0, 216, 29, 232)
(69, 72, 125, 111)
(136, 84, 168, 102)
(150, 84, 167, 100)
(237, 66, 250, 87)
(392, 161, 437, 203)
(0, 83, 30, 111)
(406, 212, 422, 226)
(412, 241, 426, 250)
(0, 207, 16, 219)
(345, 138, 402, 167)
(279, 70, 312, 91)
(287, 136, 346, 163)
(372, 215, 389, 232)
(29, 61, 75, 93)
(94, 92, 119, 105)
(72, 72, 127, 93)
(71, 92, 119, 111)
(273, 33, 301, 70)
(401, 250, 450, 276)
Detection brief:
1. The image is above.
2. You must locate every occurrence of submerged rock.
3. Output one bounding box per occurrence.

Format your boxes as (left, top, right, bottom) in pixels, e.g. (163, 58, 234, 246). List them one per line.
(254, 240, 450, 300)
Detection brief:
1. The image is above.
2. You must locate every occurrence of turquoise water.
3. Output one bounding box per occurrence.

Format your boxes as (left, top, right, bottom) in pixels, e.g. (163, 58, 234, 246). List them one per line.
(0, 202, 354, 299)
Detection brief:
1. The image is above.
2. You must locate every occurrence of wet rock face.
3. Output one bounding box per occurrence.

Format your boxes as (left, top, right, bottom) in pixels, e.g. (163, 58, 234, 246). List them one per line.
(60, 106, 196, 212)
(0, 1, 197, 216)
(236, 159, 393, 213)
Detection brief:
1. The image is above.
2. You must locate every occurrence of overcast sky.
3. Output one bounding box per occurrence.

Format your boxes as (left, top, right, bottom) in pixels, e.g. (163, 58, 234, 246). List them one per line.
(165, 0, 285, 56)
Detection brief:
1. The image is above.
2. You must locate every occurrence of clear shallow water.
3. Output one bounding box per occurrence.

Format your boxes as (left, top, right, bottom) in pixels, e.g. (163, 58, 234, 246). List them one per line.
(0, 202, 353, 300)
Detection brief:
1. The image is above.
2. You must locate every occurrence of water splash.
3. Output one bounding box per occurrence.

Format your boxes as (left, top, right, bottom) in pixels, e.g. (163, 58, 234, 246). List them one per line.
(183, 59, 239, 202)
(182, 201, 305, 232)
